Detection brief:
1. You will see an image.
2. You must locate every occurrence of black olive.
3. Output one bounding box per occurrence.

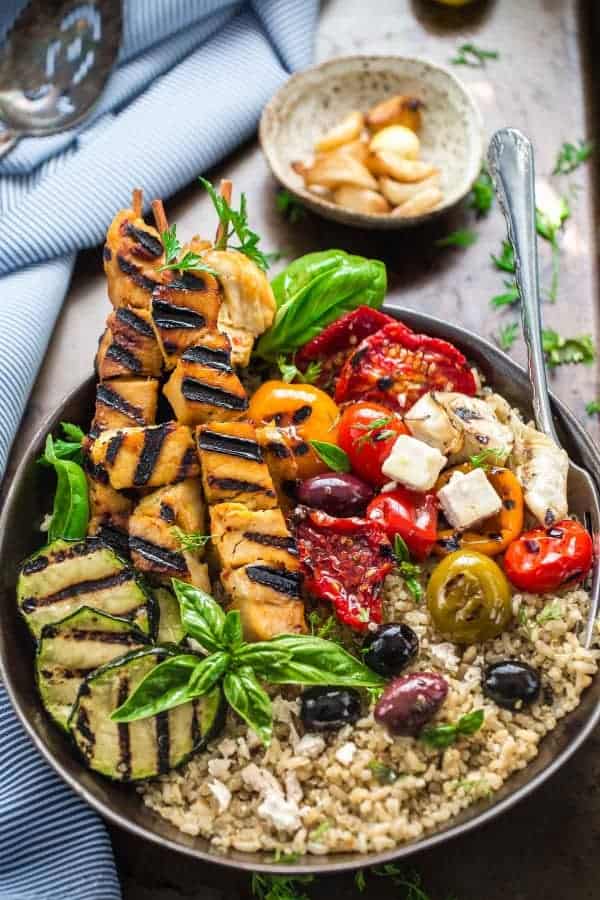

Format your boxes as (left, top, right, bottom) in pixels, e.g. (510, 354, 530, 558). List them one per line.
(362, 623, 419, 678)
(300, 686, 361, 731)
(482, 660, 541, 710)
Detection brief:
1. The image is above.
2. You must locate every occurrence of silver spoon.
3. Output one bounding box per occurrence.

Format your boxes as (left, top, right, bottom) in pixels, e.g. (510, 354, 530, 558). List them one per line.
(0, 0, 122, 159)
(487, 127, 600, 648)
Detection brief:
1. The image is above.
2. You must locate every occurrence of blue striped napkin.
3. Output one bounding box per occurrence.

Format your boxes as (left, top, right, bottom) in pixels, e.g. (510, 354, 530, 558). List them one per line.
(0, 2, 317, 897)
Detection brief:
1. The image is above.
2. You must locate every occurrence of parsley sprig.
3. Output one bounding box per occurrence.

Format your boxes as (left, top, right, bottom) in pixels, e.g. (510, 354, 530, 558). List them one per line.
(469, 447, 506, 469)
(199, 176, 269, 271)
(553, 140, 593, 175)
(468, 167, 494, 216)
(542, 329, 595, 367)
(586, 400, 600, 415)
(435, 229, 477, 249)
(451, 43, 499, 67)
(393, 535, 423, 604)
(491, 280, 520, 308)
(495, 321, 519, 352)
(491, 239, 515, 273)
(277, 355, 322, 384)
(159, 224, 218, 277)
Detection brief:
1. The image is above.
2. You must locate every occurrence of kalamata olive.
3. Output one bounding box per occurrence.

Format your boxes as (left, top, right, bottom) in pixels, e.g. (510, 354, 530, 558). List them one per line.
(296, 473, 375, 517)
(300, 686, 362, 731)
(362, 622, 419, 678)
(482, 660, 541, 710)
(374, 672, 448, 736)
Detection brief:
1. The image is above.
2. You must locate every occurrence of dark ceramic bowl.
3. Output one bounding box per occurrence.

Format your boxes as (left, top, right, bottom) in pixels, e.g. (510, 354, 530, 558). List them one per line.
(1, 307, 599, 875)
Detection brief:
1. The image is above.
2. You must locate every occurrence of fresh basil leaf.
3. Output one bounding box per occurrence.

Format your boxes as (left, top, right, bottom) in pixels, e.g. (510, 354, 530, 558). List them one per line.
(172, 579, 226, 652)
(38, 422, 85, 465)
(222, 609, 243, 649)
(40, 435, 89, 541)
(187, 651, 230, 693)
(309, 440, 350, 473)
(420, 722, 458, 749)
(223, 667, 273, 746)
(254, 250, 387, 361)
(245, 635, 384, 688)
(233, 644, 293, 670)
(60, 422, 85, 442)
(110, 653, 200, 722)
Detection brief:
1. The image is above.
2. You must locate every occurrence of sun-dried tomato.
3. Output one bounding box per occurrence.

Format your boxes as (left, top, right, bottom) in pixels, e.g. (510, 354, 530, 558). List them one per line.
(335, 320, 477, 412)
(295, 306, 394, 391)
(293, 506, 394, 630)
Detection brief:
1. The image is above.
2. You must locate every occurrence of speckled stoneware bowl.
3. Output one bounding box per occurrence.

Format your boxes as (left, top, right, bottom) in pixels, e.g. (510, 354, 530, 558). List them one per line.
(260, 55, 484, 229)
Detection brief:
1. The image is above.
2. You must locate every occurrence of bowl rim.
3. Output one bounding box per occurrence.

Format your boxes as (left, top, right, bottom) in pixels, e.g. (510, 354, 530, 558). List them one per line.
(1, 305, 600, 874)
(259, 53, 485, 228)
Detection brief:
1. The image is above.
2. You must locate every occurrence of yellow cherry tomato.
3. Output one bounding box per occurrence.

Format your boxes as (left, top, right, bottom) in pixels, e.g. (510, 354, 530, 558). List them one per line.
(248, 381, 340, 479)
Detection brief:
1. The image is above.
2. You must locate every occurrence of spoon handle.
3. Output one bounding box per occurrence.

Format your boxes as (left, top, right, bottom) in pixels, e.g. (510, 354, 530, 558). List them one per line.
(487, 127, 560, 444)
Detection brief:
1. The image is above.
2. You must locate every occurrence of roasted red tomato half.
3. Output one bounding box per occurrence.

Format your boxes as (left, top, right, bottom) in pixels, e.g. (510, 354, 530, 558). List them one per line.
(293, 507, 394, 630)
(366, 487, 438, 561)
(296, 306, 394, 391)
(335, 320, 478, 413)
(337, 401, 409, 487)
(504, 519, 593, 594)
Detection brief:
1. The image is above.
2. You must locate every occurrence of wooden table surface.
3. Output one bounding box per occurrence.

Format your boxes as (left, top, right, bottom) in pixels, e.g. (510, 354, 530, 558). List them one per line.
(6, 1, 600, 897)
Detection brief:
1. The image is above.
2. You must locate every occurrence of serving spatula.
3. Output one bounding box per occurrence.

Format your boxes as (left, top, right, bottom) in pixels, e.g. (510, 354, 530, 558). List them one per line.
(487, 127, 600, 647)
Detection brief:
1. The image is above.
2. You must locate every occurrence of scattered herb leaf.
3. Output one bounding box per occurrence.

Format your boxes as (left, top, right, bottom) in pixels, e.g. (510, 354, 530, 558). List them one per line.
(159, 224, 218, 277)
(553, 140, 593, 175)
(251, 872, 314, 900)
(271, 850, 301, 865)
(171, 527, 212, 553)
(372, 863, 435, 900)
(452, 778, 492, 798)
(199, 176, 269, 271)
(277, 355, 322, 384)
(495, 322, 519, 352)
(435, 229, 477, 249)
(356, 416, 395, 446)
(393, 535, 423, 603)
(491, 280, 520, 308)
(468, 167, 494, 215)
(309, 821, 332, 842)
(309, 440, 351, 473)
(451, 43, 499, 67)
(276, 189, 306, 224)
(536, 197, 570, 244)
(542, 330, 596, 367)
(586, 400, 600, 415)
(368, 760, 400, 784)
(354, 871, 367, 893)
(491, 239, 515, 273)
(469, 447, 506, 469)
(420, 709, 484, 749)
(537, 600, 562, 625)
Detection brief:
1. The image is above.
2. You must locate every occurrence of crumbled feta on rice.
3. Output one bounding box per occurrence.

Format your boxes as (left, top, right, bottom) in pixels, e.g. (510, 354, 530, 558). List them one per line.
(335, 741, 357, 766)
(258, 791, 302, 832)
(437, 467, 502, 530)
(381, 434, 447, 492)
(208, 779, 232, 813)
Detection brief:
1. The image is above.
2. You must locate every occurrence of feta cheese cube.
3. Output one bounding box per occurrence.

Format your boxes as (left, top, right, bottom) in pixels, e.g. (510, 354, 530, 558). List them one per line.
(437, 467, 502, 530)
(381, 434, 447, 492)
(404, 392, 463, 455)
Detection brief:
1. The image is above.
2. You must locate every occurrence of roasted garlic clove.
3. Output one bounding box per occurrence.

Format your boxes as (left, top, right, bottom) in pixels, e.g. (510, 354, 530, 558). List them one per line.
(332, 185, 391, 214)
(369, 124, 420, 159)
(379, 173, 441, 206)
(391, 186, 443, 217)
(314, 111, 364, 153)
(366, 150, 438, 182)
(366, 95, 424, 133)
(296, 151, 378, 190)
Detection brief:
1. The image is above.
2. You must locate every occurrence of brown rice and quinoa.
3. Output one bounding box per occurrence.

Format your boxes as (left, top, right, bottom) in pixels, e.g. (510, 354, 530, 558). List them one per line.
(141, 574, 598, 855)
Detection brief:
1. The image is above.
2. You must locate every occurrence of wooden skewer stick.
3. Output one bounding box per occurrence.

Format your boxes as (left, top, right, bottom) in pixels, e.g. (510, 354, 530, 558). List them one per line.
(215, 179, 232, 246)
(132, 187, 143, 218)
(151, 199, 169, 235)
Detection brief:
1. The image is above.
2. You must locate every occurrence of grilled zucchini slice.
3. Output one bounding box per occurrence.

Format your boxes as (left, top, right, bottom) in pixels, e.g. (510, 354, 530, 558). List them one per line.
(36, 607, 148, 730)
(69, 647, 224, 780)
(18, 538, 153, 639)
(154, 588, 185, 644)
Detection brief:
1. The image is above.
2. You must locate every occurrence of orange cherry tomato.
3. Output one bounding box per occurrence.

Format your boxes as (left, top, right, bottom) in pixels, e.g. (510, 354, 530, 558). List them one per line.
(248, 381, 340, 479)
(337, 401, 409, 487)
(434, 463, 524, 557)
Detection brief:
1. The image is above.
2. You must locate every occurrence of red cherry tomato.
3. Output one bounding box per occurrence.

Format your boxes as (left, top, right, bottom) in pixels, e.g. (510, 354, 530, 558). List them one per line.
(504, 519, 593, 594)
(337, 402, 409, 487)
(335, 320, 477, 412)
(366, 487, 438, 561)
